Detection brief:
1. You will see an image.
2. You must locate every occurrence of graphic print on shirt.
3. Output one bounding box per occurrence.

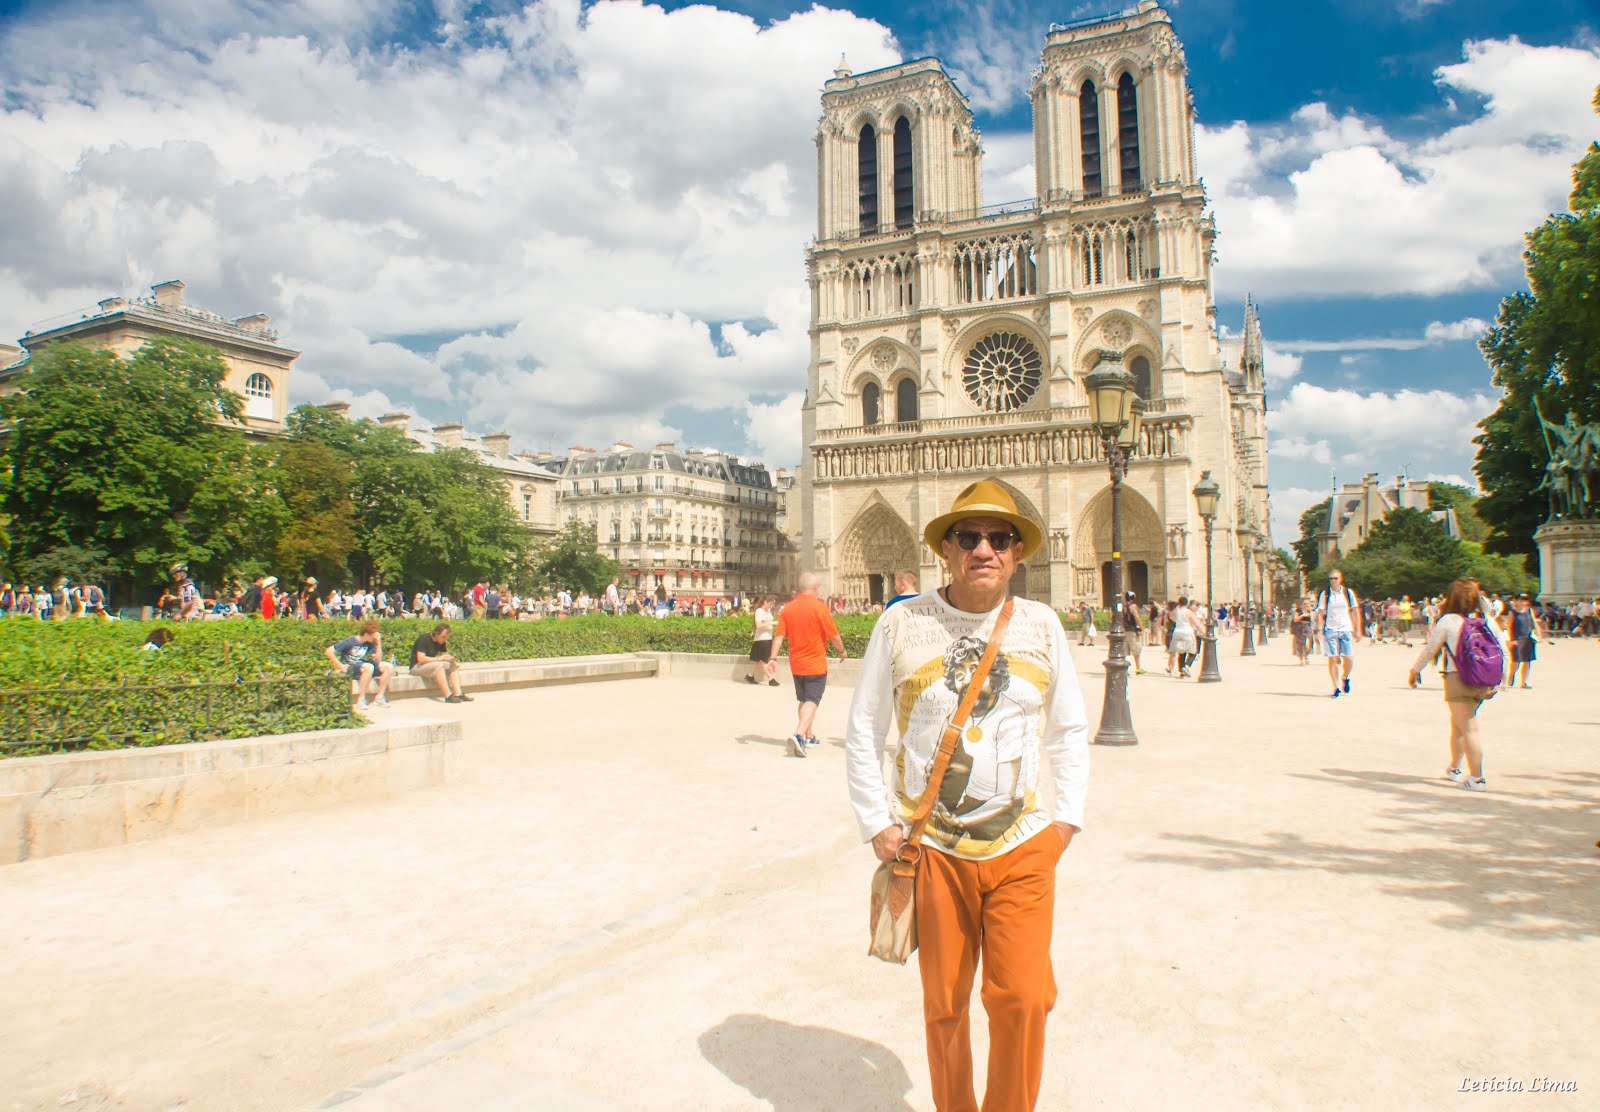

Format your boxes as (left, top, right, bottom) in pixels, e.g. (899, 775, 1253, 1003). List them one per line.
(890, 608, 1053, 858)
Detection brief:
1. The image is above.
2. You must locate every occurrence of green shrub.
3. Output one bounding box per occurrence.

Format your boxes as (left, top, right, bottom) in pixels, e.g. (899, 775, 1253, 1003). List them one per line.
(1, 606, 1098, 754)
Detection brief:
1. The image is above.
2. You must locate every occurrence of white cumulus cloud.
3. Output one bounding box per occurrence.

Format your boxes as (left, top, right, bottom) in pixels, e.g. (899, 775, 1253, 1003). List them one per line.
(0, 0, 899, 467)
(1200, 37, 1600, 299)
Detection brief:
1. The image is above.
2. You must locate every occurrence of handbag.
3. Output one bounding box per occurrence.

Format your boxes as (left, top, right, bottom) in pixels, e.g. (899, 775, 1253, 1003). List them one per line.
(868, 597, 1014, 964)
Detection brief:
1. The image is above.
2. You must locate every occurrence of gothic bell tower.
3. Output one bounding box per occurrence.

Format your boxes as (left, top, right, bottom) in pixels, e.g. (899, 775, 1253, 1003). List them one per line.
(800, 4, 1270, 610)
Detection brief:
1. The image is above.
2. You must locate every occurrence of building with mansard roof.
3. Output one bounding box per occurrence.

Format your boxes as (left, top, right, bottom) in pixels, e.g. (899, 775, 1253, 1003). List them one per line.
(2, 280, 297, 440)
(551, 442, 781, 598)
(800, 2, 1272, 608)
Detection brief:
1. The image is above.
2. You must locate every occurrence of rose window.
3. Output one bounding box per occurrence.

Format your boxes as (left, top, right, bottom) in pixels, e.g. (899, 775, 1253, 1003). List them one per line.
(962, 331, 1042, 413)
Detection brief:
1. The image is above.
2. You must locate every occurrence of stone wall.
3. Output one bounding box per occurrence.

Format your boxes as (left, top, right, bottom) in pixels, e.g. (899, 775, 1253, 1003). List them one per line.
(0, 716, 460, 865)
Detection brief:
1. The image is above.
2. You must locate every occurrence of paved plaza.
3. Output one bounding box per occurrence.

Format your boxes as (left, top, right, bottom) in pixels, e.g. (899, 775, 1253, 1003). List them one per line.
(2, 635, 1596, 1111)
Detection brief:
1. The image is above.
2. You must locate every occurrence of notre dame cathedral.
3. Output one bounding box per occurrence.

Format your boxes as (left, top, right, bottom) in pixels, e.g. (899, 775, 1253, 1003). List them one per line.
(799, 1, 1272, 609)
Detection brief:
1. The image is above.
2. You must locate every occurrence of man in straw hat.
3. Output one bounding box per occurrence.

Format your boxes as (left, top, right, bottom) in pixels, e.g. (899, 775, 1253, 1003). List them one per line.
(845, 478, 1089, 1112)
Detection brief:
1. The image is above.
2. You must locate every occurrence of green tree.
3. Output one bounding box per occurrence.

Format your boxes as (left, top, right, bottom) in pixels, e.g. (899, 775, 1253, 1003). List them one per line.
(1474, 88, 1600, 563)
(363, 448, 532, 590)
(1291, 497, 1330, 572)
(0, 338, 257, 589)
(530, 522, 619, 595)
(1319, 507, 1470, 599)
(265, 439, 358, 580)
(1426, 481, 1490, 545)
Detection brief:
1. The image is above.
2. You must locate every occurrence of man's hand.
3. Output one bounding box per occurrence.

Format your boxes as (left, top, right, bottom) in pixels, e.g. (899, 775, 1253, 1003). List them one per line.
(870, 825, 906, 863)
(1052, 821, 1077, 850)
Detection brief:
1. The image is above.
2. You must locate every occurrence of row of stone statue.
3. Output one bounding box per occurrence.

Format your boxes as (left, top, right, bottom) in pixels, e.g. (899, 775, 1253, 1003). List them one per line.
(1539, 405, 1600, 520)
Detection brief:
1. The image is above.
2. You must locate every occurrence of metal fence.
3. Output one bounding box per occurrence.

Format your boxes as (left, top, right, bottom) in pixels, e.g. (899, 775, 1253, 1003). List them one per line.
(0, 676, 351, 754)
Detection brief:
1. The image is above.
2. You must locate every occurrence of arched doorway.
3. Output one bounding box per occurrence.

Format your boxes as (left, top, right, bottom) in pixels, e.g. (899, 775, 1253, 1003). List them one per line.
(838, 499, 919, 607)
(1073, 486, 1164, 606)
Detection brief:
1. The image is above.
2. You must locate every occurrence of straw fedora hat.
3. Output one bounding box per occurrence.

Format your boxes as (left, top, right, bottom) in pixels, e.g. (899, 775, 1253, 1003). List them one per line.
(923, 478, 1043, 561)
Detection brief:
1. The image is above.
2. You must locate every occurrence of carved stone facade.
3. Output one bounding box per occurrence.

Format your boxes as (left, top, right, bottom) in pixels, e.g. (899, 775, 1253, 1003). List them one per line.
(800, 3, 1271, 608)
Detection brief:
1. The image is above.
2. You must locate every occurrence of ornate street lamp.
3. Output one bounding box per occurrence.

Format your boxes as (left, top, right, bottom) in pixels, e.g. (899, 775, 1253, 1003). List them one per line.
(1192, 471, 1222, 683)
(1084, 351, 1142, 746)
(1238, 528, 1256, 656)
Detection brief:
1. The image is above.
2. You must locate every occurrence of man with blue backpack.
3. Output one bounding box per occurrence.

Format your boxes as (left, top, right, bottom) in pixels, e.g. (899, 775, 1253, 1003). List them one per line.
(1314, 569, 1360, 699)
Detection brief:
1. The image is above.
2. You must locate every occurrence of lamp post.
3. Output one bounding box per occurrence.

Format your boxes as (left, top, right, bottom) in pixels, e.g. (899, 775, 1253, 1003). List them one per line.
(1085, 351, 1142, 746)
(1257, 548, 1271, 644)
(1238, 530, 1256, 656)
(1192, 471, 1222, 683)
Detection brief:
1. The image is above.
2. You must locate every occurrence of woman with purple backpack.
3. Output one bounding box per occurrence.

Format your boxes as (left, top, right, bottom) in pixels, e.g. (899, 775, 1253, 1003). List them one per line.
(1406, 578, 1510, 792)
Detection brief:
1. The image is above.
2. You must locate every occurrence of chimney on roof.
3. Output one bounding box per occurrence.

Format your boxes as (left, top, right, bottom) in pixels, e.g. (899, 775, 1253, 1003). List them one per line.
(377, 411, 411, 430)
(150, 280, 186, 307)
(233, 313, 271, 332)
(610, 441, 633, 453)
(320, 400, 351, 419)
(98, 297, 127, 314)
(483, 431, 512, 458)
(433, 423, 464, 450)
(535, 450, 554, 460)
(655, 441, 675, 451)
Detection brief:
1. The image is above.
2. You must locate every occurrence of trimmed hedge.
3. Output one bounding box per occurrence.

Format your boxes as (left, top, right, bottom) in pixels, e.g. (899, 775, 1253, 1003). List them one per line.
(1, 607, 1106, 753)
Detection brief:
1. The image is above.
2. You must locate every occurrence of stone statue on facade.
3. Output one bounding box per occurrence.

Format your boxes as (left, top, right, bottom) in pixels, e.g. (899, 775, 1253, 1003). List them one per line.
(1537, 402, 1600, 520)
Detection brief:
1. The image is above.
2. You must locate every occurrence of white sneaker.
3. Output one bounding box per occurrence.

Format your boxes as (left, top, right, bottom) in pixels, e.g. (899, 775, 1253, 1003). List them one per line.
(1464, 776, 1487, 791)
(374, 696, 390, 708)
(1445, 766, 1465, 783)
(355, 699, 369, 711)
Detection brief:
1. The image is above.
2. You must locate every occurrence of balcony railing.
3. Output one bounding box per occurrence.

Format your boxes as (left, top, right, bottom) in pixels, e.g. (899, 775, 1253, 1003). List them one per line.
(816, 398, 1182, 442)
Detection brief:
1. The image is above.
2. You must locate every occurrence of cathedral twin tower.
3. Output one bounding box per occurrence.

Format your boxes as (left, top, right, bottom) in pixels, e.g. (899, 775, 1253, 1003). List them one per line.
(799, 2, 1271, 610)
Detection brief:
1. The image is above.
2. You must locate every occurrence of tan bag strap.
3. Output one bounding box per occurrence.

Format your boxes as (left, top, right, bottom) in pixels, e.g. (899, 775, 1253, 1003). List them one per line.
(893, 597, 1014, 875)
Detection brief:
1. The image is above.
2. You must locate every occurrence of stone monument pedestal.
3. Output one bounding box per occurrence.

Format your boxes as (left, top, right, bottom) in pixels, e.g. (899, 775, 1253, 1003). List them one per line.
(1534, 519, 1600, 603)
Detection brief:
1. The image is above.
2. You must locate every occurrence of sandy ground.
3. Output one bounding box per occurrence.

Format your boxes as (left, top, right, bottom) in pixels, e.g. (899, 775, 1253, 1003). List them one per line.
(1, 632, 1596, 1112)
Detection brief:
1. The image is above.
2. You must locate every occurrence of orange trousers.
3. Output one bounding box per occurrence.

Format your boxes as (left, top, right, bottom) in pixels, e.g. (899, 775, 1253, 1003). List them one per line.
(914, 828, 1064, 1112)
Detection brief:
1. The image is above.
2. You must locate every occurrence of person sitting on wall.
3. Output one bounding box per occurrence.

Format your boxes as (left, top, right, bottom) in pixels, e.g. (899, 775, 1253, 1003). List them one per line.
(411, 622, 474, 704)
(325, 619, 394, 711)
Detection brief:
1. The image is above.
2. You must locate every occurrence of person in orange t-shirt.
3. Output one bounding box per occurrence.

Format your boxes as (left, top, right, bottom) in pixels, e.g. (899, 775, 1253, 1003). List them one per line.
(770, 572, 846, 758)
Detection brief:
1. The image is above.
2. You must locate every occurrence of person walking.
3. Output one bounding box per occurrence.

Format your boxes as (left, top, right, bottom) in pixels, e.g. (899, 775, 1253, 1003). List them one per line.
(845, 478, 1089, 1112)
(1315, 570, 1359, 698)
(1077, 601, 1096, 647)
(1407, 578, 1509, 791)
(768, 573, 846, 756)
(1505, 592, 1545, 688)
(1121, 591, 1145, 675)
(743, 596, 779, 686)
(1170, 596, 1199, 677)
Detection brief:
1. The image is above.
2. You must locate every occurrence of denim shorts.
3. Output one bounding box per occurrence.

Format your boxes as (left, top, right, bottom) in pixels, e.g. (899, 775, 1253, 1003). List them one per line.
(1323, 630, 1353, 657)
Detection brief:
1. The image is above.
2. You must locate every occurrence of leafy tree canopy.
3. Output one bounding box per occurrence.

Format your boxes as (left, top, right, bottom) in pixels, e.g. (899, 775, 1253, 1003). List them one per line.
(1474, 87, 1600, 563)
(1292, 497, 1330, 572)
(1426, 482, 1490, 545)
(0, 338, 255, 587)
(530, 522, 619, 596)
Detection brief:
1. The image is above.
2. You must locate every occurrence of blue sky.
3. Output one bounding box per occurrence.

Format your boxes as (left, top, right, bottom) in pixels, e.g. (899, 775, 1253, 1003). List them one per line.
(0, 0, 1596, 541)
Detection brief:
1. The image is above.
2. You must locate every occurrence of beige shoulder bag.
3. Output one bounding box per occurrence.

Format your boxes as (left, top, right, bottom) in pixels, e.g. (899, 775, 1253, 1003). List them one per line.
(868, 597, 1014, 964)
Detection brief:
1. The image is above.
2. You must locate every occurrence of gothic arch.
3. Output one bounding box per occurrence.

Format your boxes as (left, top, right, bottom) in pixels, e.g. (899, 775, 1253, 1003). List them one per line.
(847, 109, 883, 135)
(1071, 483, 1165, 605)
(1065, 62, 1109, 90)
(1105, 56, 1148, 84)
(1069, 308, 1159, 371)
(881, 100, 919, 127)
(837, 494, 919, 606)
(846, 337, 918, 384)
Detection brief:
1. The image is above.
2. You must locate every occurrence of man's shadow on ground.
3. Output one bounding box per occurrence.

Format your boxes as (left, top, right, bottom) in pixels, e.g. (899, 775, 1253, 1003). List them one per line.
(699, 1014, 915, 1112)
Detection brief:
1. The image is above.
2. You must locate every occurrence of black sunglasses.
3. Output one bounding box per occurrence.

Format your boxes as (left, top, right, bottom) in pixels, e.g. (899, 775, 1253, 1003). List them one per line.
(947, 529, 1019, 552)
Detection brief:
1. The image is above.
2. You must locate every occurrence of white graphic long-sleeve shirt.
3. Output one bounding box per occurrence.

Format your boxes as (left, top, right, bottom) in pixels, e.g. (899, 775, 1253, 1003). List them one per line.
(845, 591, 1089, 861)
